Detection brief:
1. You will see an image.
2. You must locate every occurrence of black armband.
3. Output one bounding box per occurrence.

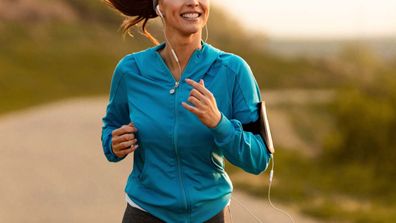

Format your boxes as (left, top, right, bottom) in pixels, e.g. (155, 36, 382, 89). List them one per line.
(241, 101, 275, 154)
(242, 118, 261, 135)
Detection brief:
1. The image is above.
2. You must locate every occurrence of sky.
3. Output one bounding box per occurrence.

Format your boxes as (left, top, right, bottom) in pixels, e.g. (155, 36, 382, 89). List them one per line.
(212, 0, 396, 39)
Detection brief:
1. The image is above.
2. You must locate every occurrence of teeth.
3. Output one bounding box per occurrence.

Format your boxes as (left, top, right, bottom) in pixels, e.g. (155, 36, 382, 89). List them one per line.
(181, 13, 199, 18)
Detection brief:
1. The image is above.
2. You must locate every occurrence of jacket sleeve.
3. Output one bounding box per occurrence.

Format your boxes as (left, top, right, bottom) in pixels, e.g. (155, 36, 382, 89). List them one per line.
(209, 58, 271, 175)
(101, 59, 130, 162)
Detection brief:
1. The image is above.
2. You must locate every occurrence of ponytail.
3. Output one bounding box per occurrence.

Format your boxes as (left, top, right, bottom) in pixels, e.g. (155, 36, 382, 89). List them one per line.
(103, 0, 159, 45)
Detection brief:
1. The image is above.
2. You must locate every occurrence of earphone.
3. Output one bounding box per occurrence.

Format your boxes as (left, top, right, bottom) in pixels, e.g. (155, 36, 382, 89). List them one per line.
(155, 4, 164, 18)
(155, 4, 180, 66)
(154, 2, 182, 95)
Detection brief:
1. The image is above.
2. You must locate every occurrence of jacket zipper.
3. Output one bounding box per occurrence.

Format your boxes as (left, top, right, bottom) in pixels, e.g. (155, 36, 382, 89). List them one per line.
(158, 48, 196, 219)
(172, 77, 190, 218)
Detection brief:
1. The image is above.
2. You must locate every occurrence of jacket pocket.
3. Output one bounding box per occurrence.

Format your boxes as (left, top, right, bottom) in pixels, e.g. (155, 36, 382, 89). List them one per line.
(138, 145, 147, 181)
(137, 146, 163, 191)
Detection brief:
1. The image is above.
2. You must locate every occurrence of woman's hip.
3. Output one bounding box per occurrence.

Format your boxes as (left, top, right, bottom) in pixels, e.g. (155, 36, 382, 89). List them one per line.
(121, 203, 232, 223)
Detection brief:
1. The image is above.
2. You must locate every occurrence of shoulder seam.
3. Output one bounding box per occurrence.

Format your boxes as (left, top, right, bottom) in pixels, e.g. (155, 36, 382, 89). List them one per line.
(112, 63, 127, 102)
(215, 53, 242, 77)
(235, 74, 249, 114)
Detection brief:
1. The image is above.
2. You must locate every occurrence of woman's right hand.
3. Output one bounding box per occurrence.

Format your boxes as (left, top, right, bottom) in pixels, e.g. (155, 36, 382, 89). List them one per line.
(111, 123, 139, 158)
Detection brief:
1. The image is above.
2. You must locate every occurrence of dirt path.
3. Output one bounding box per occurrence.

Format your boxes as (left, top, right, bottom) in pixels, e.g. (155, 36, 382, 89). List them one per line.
(0, 96, 321, 223)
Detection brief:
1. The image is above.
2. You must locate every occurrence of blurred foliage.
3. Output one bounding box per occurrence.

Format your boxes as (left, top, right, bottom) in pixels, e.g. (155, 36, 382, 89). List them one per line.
(339, 43, 384, 78)
(324, 73, 396, 177)
(62, 0, 121, 25)
(0, 21, 147, 114)
(227, 146, 396, 223)
(323, 43, 396, 177)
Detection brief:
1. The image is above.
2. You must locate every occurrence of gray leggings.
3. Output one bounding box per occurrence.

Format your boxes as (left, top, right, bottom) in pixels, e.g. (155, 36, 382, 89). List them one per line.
(121, 203, 232, 223)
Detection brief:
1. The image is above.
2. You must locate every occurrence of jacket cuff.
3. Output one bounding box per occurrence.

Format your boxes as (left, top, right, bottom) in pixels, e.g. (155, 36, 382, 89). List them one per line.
(209, 113, 234, 144)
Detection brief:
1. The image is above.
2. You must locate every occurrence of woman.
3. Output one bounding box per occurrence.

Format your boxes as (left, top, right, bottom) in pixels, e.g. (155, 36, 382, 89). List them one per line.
(101, 0, 271, 222)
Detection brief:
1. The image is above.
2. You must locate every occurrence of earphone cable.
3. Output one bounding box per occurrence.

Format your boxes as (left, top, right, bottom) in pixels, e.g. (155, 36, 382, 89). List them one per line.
(231, 154, 295, 223)
(157, 9, 182, 79)
(231, 196, 264, 223)
(204, 24, 209, 42)
(267, 154, 296, 223)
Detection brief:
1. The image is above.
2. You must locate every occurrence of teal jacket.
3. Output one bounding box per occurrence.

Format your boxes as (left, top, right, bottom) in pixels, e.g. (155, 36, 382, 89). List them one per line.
(101, 41, 271, 222)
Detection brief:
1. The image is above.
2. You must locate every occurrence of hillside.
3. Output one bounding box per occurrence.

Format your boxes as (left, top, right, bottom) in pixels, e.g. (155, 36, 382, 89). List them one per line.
(0, 0, 77, 22)
(265, 37, 396, 59)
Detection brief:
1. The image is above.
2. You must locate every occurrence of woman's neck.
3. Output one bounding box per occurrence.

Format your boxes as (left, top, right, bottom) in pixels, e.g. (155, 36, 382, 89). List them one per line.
(159, 32, 202, 81)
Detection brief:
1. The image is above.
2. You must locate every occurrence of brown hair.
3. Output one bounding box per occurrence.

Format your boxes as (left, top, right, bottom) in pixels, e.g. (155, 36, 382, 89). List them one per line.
(103, 0, 160, 45)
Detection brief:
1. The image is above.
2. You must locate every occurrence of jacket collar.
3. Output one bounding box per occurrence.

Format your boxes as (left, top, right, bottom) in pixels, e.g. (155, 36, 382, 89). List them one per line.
(133, 40, 222, 82)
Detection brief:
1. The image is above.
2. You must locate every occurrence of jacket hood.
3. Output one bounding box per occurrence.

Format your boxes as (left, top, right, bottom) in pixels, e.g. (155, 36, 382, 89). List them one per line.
(133, 41, 222, 82)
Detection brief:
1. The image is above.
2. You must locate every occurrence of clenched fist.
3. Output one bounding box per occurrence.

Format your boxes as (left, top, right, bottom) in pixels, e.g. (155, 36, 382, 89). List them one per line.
(111, 123, 139, 158)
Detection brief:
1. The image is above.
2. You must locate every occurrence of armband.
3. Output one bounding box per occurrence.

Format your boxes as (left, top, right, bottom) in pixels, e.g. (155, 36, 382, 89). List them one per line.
(242, 101, 275, 154)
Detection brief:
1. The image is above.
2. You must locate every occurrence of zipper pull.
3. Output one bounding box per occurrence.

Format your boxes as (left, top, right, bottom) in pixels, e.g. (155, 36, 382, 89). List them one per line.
(169, 81, 179, 94)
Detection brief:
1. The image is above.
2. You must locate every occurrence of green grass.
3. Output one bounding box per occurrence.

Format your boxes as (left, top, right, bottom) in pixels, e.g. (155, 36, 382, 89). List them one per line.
(225, 148, 396, 222)
(0, 22, 152, 114)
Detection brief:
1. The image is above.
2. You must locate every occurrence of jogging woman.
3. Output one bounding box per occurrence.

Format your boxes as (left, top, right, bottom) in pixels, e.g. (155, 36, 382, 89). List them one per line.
(101, 0, 271, 222)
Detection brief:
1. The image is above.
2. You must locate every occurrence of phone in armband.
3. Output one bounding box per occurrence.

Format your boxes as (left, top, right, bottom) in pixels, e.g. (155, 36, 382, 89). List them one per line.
(258, 101, 275, 154)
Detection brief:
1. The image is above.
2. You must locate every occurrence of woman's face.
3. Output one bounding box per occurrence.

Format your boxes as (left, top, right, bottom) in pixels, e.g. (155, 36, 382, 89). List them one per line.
(159, 0, 210, 36)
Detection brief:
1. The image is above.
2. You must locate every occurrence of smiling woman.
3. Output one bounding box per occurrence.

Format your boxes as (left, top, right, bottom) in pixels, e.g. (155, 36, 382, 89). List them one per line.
(101, 0, 272, 223)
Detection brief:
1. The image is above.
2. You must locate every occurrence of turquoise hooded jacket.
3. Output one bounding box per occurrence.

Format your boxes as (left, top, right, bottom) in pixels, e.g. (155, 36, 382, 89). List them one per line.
(101, 41, 271, 222)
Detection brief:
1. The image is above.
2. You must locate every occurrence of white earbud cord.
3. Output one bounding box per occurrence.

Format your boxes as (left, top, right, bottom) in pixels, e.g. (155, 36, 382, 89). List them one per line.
(231, 196, 263, 223)
(157, 6, 209, 79)
(157, 9, 182, 81)
(231, 154, 295, 223)
(204, 24, 209, 42)
(267, 154, 296, 223)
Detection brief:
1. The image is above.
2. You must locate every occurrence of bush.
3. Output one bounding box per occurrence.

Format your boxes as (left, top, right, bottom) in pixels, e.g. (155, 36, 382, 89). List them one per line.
(324, 73, 396, 177)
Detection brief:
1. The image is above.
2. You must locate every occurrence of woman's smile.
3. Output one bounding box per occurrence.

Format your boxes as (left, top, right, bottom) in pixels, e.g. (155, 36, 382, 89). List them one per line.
(180, 12, 202, 21)
(179, 10, 204, 26)
(161, 0, 209, 35)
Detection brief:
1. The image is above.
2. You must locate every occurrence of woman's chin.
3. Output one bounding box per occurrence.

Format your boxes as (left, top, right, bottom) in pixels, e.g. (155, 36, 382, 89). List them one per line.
(179, 27, 203, 37)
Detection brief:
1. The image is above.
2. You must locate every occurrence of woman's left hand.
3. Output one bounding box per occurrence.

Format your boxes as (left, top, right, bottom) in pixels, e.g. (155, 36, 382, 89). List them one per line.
(182, 78, 221, 128)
